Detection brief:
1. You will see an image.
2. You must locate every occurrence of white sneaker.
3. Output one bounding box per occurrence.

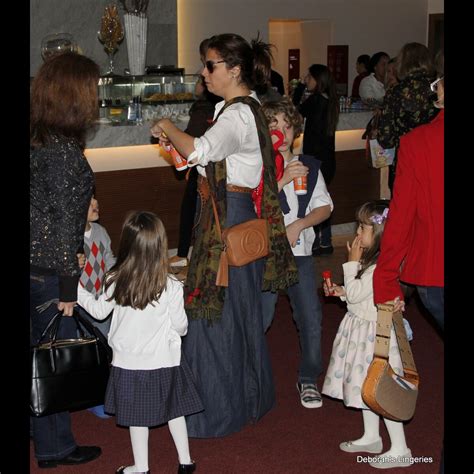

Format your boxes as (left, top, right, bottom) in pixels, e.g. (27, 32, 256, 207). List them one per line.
(296, 382, 322, 408)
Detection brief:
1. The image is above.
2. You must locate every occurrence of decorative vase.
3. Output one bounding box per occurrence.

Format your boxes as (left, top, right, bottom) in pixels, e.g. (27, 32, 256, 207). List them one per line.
(124, 13, 147, 75)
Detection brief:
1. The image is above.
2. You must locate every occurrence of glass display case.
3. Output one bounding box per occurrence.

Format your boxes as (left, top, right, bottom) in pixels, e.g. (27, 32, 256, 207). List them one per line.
(98, 68, 200, 124)
(98, 70, 199, 105)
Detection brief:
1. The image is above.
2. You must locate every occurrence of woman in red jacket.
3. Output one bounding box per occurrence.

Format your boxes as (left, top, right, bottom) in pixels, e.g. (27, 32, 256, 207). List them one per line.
(373, 50, 444, 332)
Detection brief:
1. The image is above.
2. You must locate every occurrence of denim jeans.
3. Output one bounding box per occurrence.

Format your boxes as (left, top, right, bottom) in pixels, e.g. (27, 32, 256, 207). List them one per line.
(262, 256, 323, 383)
(30, 271, 77, 460)
(416, 285, 444, 332)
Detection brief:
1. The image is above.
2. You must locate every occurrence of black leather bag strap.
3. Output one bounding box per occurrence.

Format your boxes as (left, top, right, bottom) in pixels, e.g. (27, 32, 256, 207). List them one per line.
(37, 311, 63, 343)
(37, 310, 89, 343)
(72, 310, 113, 363)
(35, 309, 112, 364)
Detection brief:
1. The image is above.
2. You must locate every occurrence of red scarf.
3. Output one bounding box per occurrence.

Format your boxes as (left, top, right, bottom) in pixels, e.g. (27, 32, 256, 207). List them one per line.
(252, 129, 285, 216)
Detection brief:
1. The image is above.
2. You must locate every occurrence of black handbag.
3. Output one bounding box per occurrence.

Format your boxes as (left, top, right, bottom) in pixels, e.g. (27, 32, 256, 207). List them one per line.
(30, 310, 112, 417)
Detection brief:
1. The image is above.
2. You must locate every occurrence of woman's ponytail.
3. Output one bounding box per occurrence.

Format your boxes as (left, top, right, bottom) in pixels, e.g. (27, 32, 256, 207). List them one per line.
(250, 34, 275, 90)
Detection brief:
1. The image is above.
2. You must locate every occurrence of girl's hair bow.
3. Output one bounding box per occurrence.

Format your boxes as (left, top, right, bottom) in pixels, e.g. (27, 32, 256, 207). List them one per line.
(370, 207, 389, 224)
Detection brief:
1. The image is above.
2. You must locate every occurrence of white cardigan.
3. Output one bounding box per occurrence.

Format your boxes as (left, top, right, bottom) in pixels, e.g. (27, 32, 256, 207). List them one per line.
(78, 276, 188, 370)
(340, 262, 378, 321)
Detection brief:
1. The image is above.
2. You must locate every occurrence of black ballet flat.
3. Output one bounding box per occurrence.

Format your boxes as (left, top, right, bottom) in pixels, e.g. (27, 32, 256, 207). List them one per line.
(178, 461, 196, 473)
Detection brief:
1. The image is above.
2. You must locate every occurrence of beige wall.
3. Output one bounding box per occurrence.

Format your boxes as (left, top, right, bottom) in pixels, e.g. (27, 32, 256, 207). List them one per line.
(269, 19, 333, 94)
(177, 0, 428, 90)
(428, 0, 444, 13)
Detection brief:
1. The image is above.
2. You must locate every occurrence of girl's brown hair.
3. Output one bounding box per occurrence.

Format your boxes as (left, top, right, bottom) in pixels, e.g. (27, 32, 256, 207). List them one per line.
(30, 52, 100, 150)
(355, 200, 390, 278)
(262, 97, 304, 139)
(105, 211, 169, 310)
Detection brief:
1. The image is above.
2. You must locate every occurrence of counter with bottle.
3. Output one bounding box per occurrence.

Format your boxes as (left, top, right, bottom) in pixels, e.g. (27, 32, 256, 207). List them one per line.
(86, 109, 373, 152)
(85, 108, 379, 252)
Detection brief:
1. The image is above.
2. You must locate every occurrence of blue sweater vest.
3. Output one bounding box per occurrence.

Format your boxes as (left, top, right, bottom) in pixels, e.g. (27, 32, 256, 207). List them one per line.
(278, 155, 322, 218)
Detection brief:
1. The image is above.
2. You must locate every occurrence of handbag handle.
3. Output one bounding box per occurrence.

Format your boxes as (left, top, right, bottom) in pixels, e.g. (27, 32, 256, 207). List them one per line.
(37, 311, 63, 343)
(38, 310, 87, 344)
(374, 303, 418, 381)
(36, 310, 113, 364)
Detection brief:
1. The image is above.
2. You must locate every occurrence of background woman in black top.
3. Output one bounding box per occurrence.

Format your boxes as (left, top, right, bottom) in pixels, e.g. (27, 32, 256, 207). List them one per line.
(295, 64, 339, 255)
(30, 52, 102, 468)
(169, 38, 221, 273)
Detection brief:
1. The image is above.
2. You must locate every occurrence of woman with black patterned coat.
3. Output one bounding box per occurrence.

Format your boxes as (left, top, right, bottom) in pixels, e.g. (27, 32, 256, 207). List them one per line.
(30, 52, 101, 469)
(377, 43, 438, 192)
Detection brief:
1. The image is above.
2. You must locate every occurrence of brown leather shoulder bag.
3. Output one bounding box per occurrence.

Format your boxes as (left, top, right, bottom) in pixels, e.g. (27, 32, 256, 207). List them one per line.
(361, 303, 419, 421)
(211, 194, 268, 287)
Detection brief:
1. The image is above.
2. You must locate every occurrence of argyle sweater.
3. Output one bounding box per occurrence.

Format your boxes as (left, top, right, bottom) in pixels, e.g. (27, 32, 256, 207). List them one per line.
(79, 223, 116, 297)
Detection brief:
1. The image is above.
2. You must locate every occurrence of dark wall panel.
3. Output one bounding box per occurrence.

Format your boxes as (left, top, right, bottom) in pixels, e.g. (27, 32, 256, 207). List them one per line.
(94, 149, 379, 253)
(94, 167, 186, 254)
(327, 149, 380, 225)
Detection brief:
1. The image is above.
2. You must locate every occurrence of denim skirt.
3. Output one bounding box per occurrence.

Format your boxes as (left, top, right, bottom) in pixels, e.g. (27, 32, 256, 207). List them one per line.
(183, 191, 276, 437)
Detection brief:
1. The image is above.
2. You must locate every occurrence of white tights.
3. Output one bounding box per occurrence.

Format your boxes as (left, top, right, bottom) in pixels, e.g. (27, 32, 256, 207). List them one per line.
(352, 409, 409, 456)
(124, 416, 191, 473)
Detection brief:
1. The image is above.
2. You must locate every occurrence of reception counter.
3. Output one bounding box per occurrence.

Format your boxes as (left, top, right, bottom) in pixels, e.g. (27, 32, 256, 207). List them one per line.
(85, 110, 381, 251)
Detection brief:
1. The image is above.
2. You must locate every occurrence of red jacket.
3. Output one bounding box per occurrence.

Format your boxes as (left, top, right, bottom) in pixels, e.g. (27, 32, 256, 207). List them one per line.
(374, 109, 444, 303)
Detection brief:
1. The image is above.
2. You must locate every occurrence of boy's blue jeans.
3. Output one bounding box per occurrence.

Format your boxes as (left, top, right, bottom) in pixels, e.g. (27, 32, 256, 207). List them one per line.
(262, 256, 323, 383)
(30, 271, 77, 461)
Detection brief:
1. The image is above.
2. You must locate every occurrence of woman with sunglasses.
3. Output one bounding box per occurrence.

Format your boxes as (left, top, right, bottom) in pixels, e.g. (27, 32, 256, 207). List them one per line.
(150, 33, 297, 438)
(376, 42, 439, 193)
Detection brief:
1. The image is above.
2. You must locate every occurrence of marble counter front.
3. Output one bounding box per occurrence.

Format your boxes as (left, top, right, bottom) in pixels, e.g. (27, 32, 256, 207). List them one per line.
(86, 119, 189, 149)
(336, 110, 373, 131)
(86, 110, 374, 150)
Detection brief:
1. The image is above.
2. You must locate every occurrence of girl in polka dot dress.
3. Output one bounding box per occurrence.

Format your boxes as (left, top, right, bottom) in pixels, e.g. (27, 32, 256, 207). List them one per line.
(322, 201, 413, 468)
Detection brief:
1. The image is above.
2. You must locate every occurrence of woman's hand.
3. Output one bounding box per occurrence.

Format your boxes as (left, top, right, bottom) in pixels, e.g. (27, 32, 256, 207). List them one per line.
(347, 235, 364, 262)
(279, 161, 308, 188)
(393, 296, 406, 313)
(286, 220, 303, 247)
(77, 253, 86, 269)
(58, 301, 76, 316)
(150, 119, 171, 148)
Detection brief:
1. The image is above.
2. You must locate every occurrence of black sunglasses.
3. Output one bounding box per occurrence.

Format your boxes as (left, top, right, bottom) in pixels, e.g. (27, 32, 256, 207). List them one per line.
(203, 60, 226, 73)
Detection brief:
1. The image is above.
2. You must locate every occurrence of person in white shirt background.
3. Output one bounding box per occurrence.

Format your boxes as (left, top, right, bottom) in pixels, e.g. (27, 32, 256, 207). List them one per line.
(359, 51, 390, 106)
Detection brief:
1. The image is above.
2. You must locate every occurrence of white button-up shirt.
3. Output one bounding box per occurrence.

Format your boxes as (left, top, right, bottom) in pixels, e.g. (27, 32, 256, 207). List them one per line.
(359, 73, 386, 102)
(187, 91, 263, 188)
(281, 157, 334, 256)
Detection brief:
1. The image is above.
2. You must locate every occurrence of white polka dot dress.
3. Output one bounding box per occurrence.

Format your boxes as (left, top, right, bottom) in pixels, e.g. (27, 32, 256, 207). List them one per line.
(322, 311, 404, 409)
(322, 261, 404, 409)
